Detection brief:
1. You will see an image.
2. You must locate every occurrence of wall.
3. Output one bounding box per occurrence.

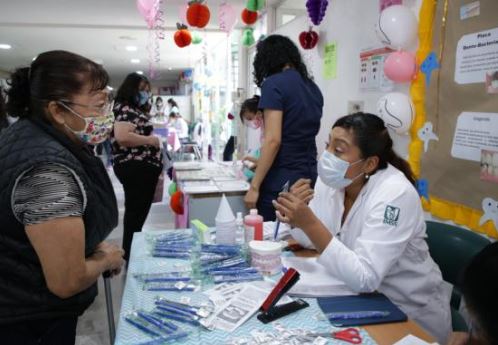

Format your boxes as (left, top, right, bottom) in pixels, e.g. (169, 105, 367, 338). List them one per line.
(271, 0, 422, 159)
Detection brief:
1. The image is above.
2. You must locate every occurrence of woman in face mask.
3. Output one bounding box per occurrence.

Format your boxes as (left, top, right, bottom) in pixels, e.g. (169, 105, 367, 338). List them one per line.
(273, 112, 452, 344)
(0, 51, 124, 344)
(111, 73, 163, 263)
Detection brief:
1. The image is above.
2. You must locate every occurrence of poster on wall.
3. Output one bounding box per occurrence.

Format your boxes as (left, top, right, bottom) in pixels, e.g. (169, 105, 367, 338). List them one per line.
(454, 27, 498, 84)
(359, 47, 395, 92)
(451, 112, 498, 162)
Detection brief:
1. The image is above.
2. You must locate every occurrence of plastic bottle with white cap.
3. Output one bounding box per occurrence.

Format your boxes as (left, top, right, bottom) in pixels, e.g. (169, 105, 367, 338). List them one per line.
(215, 194, 237, 245)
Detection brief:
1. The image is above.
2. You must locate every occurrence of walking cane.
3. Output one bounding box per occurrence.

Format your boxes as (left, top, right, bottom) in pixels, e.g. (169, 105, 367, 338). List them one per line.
(103, 271, 116, 345)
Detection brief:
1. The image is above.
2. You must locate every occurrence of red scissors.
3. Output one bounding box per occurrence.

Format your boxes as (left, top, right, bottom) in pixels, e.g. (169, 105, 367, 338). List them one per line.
(305, 328, 362, 344)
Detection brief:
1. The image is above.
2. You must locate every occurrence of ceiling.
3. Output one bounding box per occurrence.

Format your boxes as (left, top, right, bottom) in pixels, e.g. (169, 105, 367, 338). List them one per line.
(0, 0, 306, 88)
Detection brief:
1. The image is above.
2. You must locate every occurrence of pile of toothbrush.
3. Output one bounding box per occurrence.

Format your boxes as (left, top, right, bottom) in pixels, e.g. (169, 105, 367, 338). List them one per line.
(124, 298, 215, 344)
(149, 231, 195, 259)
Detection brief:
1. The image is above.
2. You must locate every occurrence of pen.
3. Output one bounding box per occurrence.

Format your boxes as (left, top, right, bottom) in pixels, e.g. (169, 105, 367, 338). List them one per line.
(273, 181, 290, 240)
(325, 310, 391, 320)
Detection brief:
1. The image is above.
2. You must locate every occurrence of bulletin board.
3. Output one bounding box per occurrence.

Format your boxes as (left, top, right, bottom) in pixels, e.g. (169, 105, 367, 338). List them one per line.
(409, 0, 498, 238)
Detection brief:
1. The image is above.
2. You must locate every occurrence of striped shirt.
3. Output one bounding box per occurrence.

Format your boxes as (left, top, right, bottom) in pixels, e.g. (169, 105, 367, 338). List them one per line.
(11, 163, 86, 226)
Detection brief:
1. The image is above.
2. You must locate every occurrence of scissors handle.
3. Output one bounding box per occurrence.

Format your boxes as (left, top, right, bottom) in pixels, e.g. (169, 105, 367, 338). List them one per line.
(333, 328, 362, 344)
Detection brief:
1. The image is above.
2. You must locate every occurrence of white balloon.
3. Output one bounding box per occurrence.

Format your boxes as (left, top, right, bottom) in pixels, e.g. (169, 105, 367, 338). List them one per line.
(377, 92, 415, 134)
(377, 5, 418, 50)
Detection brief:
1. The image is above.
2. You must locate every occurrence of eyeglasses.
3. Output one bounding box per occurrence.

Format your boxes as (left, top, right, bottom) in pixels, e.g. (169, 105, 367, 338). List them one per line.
(59, 92, 114, 115)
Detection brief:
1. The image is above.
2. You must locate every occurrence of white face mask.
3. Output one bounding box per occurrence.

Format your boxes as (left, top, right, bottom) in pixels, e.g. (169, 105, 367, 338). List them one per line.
(318, 150, 364, 189)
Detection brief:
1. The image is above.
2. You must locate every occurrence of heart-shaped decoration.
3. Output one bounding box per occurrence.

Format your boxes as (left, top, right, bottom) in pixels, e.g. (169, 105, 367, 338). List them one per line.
(299, 29, 319, 49)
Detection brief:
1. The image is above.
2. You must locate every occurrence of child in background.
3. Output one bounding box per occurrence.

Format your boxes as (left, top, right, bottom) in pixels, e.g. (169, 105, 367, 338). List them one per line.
(239, 95, 263, 181)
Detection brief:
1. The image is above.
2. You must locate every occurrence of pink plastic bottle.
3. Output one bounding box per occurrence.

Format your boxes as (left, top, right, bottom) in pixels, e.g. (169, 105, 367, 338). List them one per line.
(244, 209, 264, 242)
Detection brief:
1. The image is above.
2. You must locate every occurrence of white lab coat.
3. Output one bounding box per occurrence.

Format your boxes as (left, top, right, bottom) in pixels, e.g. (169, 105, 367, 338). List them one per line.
(175, 117, 189, 139)
(290, 164, 452, 344)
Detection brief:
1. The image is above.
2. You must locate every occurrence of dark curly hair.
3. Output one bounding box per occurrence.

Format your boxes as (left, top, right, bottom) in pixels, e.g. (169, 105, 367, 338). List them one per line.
(239, 95, 261, 123)
(253, 35, 310, 87)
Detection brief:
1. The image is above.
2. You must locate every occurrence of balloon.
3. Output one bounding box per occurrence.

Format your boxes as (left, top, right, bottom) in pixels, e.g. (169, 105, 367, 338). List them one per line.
(168, 182, 177, 196)
(299, 29, 319, 49)
(377, 5, 418, 49)
(384, 50, 417, 83)
(377, 92, 415, 134)
(306, 0, 329, 26)
(242, 28, 256, 46)
(170, 191, 184, 214)
(246, 0, 265, 12)
(218, 3, 237, 33)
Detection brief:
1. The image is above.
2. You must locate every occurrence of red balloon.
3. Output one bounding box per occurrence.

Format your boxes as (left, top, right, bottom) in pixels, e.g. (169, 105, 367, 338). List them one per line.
(187, 2, 211, 28)
(299, 29, 319, 49)
(241, 9, 258, 25)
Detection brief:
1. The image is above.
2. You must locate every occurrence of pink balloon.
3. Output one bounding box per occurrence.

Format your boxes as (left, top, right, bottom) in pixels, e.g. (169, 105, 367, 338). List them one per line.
(219, 3, 237, 33)
(179, 3, 188, 24)
(384, 51, 417, 83)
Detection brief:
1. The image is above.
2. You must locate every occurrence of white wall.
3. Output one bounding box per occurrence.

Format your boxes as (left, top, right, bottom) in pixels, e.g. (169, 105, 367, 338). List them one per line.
(272, 0, 422, 158)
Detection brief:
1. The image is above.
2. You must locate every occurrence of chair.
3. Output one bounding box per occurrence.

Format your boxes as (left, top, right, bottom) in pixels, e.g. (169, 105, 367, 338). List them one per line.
(425, 221, 491, 332)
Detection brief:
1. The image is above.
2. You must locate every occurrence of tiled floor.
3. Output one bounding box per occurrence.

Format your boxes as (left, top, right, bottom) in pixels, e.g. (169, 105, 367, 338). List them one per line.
(75, 162, 175, 345)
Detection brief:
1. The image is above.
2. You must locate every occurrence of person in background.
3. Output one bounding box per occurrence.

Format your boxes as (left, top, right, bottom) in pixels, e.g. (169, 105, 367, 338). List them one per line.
(167, 98, 179, 115)
(0, 50, 124, 345)
(245, 34, 323, 221)
(152, 96, 165, 118)
(273, 113, 452, 343)
(175, 113, 189, 142)
(111, 72, 163, 262)
(239, 95, 264, 179)
(447, 242, 498, 345)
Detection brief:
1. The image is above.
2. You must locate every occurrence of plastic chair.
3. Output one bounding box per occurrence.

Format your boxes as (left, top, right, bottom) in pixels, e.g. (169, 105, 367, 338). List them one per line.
(425, 221, 491, 331)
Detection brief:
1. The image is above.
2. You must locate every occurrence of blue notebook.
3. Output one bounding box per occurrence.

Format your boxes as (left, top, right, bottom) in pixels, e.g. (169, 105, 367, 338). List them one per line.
(317, 293, 407, 326)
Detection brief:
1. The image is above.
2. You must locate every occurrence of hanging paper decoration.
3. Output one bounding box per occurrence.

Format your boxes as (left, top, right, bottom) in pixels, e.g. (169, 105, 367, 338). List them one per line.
(420, 51, 440, 86)
(246, 0, 265, 12)
(218, 2, 237, 33)
(186, 0, 211, 29)
(227, 112, 235, 120)
(416, 179, 429, 201)
(168, 182, 177, 196)
(306, 0, 329, 26)
(480, 197, 498, 228)
(192, 32, 203, 44)
(170, 191, 184, 215)
(417, 122, 439, 153)
(137, 0, 160, 29)
(179, 3, 188, 24)
(174, 23, 192, 48)
(299, 28, 319, 49)
(384, 50, 417, 83)
(242, 27, 256, 46)
(241, 8, 258, 25)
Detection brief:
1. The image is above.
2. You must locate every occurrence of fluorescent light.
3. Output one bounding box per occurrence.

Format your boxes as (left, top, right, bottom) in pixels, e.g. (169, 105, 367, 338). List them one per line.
(126, 45, 138, 52)
(0, 44, 12, 50)
(168, 67, 173, 71)
(136, 71, 144, 75)
(107, 86, 114, 91)
(131, 58, 140, 64)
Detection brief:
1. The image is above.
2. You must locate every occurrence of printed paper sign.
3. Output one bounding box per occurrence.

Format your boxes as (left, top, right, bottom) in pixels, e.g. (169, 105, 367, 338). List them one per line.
(460, 1, 480, 20)
(359, 47, 395, 92)
(323, 42, 338, 80)
(451, 112, 498, 162)
(481, 149, 498, 184)
(455, 27, 498, 84)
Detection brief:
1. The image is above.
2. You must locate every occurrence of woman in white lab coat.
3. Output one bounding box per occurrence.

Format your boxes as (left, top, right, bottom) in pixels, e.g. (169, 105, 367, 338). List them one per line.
(273, 112, 452, 344)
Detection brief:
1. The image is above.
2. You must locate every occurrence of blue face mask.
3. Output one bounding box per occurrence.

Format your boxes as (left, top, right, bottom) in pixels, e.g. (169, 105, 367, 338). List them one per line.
(137, 91, 150, 106)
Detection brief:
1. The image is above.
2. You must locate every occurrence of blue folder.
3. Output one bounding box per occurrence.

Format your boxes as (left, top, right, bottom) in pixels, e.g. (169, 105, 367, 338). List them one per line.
(317, 293, 407, 326)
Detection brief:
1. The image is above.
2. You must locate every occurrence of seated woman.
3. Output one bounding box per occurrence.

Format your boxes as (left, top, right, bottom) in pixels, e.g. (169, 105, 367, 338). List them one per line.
(273, 112, 452, 343)
(448, 242, 498, 345)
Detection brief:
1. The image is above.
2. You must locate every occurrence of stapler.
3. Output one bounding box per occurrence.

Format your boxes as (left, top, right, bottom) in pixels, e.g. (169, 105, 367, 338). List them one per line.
(257, 268, 309, 324)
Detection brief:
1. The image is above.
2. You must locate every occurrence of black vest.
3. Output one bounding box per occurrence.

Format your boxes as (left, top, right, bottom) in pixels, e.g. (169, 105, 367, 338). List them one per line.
(0, 118, 118, 323)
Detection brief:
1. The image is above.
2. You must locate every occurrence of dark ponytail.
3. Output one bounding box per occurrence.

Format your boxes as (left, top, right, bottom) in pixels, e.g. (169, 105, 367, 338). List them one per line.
(6, 50, 109, 120)
(239, 95, 261, 122)
(0, 89, 8, 129)
(333, 112, 416, 186)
